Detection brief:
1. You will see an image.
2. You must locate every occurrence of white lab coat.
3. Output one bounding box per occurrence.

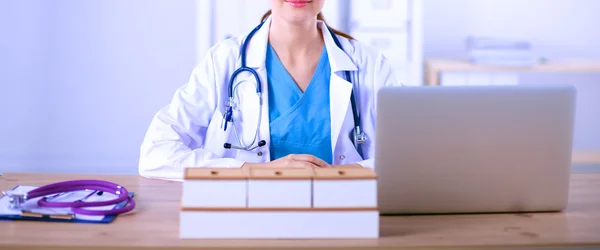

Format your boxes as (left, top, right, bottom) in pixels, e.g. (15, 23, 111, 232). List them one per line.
(138, 17, 401, 181)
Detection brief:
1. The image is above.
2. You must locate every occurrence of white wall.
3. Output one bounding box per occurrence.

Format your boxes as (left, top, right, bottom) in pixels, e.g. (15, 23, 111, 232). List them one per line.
(422, 0, 600, 151)
(0, 1, 49, 171)
(0, 0, 198, 174)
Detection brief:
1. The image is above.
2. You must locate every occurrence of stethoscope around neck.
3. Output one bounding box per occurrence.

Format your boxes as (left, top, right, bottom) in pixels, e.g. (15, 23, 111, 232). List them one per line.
(221, 21, 366, 159)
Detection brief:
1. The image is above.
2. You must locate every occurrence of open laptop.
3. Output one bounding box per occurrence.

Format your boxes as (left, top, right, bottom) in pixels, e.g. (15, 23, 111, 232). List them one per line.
(374, 84, 576, 215)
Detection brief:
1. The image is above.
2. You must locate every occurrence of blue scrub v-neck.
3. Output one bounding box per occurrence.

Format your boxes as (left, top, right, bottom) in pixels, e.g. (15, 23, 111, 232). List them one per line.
(266, 43, 333, 164)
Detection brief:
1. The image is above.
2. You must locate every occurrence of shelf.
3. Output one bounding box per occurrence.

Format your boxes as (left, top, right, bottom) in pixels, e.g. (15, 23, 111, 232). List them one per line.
(425, 58, 600, 86)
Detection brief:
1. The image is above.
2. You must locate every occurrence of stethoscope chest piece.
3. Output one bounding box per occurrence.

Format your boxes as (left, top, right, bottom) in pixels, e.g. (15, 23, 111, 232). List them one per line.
(354, 129, 366, 146)
(2, 190, 27, 209)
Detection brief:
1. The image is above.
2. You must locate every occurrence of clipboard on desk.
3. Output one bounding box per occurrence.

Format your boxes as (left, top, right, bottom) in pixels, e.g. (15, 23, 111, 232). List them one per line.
(0, 185, 134, 224)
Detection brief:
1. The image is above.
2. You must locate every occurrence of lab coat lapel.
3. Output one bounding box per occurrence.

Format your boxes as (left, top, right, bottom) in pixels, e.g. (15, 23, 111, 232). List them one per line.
(329, 75, 353, 154)
(319, 22, 358, 155)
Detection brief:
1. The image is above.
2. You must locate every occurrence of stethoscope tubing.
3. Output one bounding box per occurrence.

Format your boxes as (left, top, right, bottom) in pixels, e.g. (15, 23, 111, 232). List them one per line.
(223, 20, 365, 158)
(26, 180, 135, 216)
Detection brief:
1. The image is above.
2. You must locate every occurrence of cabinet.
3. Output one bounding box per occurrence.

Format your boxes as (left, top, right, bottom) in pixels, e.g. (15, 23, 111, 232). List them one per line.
(350, 0, 409, 29)
(348, 0, 422, 86)
(195, 0, 269, 61)
(212, 0, 269, 44)
(320, 0, 344, 30)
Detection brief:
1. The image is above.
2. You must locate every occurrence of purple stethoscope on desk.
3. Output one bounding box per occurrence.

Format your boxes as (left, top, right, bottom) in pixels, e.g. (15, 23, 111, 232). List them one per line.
(3, 180, 135, 216)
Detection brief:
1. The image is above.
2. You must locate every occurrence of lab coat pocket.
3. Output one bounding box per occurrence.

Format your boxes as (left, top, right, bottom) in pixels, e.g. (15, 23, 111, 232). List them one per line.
(204, 110, 262, 164)
(203, 111, 235, 159)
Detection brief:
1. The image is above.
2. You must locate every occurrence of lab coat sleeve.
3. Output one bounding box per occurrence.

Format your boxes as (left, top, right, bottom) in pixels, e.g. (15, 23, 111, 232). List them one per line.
(356, 53, 401, 169)
(138, 52, 244, 181)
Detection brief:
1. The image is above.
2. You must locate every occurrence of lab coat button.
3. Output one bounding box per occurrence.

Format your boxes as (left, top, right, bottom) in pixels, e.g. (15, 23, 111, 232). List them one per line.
(257, 151, 263, 156)
(339, 155, 345, 160)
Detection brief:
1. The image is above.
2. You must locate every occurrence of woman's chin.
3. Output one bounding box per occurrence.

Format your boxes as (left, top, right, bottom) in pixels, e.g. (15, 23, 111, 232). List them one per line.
(282, 14, 318, 25)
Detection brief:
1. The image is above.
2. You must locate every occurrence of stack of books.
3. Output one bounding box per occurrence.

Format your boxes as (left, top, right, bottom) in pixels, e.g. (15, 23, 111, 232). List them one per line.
(466, 36, 537, 67)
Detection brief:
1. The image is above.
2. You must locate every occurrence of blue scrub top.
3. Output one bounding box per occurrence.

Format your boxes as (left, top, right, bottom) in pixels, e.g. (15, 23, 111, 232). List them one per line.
(266, 43, 333, 164)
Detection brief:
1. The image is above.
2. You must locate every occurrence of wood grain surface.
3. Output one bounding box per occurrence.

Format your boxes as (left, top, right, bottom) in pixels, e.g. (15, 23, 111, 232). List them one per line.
(1, 172, 599, 250)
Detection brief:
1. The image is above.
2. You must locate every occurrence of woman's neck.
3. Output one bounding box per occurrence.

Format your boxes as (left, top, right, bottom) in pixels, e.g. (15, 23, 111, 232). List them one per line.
(268, 16, 323, 58)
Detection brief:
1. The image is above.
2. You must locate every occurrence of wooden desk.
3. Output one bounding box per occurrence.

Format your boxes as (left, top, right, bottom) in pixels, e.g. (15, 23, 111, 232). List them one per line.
(1, 173, 599, 250)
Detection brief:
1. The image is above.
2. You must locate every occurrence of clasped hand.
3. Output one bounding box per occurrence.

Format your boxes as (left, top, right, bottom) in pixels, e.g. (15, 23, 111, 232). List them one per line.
(243, 154, 331, 169)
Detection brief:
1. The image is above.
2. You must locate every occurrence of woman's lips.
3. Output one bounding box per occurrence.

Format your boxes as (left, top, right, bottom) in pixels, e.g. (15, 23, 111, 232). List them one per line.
(286, 0, 311, 7)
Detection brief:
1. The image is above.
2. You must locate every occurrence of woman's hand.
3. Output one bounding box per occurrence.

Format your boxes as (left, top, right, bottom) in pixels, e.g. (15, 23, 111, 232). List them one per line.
(332, 164, 363, 168)
(243, 154, 330, 169)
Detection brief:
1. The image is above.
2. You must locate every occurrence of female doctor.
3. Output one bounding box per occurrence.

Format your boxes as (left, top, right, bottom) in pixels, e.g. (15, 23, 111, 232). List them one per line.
(138, 0, 400, 180)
